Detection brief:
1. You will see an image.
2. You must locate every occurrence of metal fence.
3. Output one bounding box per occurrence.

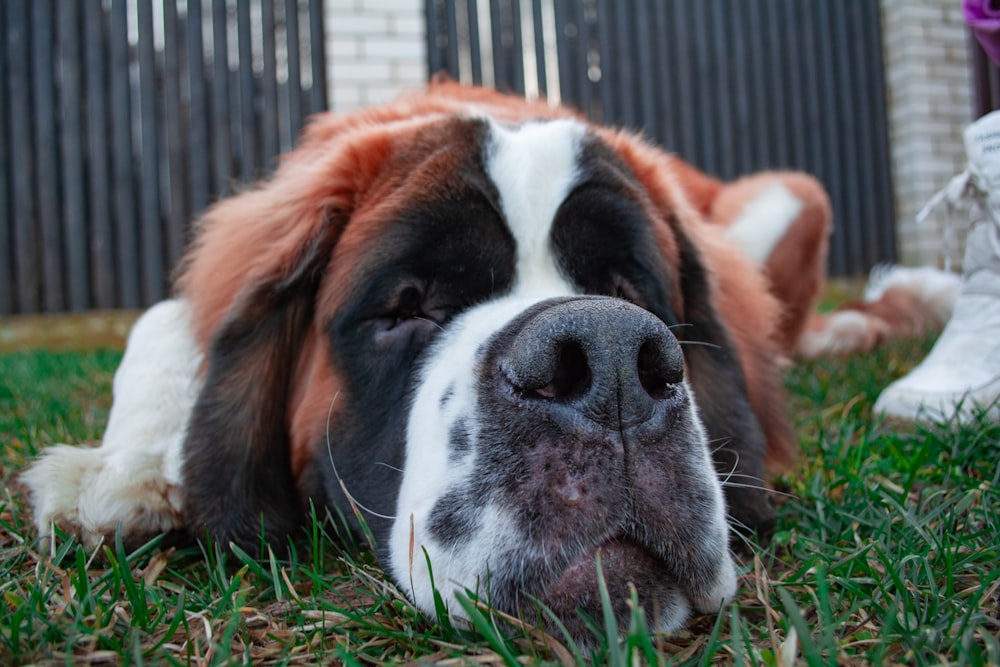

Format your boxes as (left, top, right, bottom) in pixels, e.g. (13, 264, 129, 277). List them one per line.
(0, 0, 327, 315)
(427, 0, 896, 277)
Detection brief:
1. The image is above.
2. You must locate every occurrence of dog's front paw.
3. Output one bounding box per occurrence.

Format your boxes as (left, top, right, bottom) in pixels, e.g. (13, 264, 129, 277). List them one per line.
(21, 444, 184, 549)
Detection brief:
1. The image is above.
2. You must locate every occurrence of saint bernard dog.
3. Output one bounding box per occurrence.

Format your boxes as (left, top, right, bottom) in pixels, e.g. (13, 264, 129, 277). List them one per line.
(23, 81, 840, 639)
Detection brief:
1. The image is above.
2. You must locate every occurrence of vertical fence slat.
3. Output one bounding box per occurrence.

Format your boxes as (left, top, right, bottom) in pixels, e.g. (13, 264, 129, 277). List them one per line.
(84, 1, 114, 309)
(848, 0, 877, 270)
(709, 0, 733, 179)
(835, 0, 864, 275)
(594, 0, 614, 124)
(530, 0, 547, 97)
(490, 0, 515, 93)
(137, 0, 165, 303)
(285, 0, 303, 145)
(727, 0, 752, 174)
(110, 0, 140, 307)
(650, 1, 674, 152)
(0, 1, 11, 315)
(634, 0, 656, 137)
(7, 0, 36, 313)
(669, 1, 695, 161)
(467, 0, 483, 85)
(162, 0, 188, 270)
(261, 0, 279, 168)
(552, 0, 574, 107)
(510, 0, 525, 95)
(867, 0, 896, 265)
(690, 0, 715, 170)
(427, 0, 445, 76)
(815, 0, 846, 276)
(781, 0, 806, 170)
(237, 0, 256, 182)
(211, 0, 231, 197)
(572, 0, 594, 118)
(444, 0, 460, 81)
(612, 1, 635, 129)
(309, 0, 328, 113)
(58, 0, 88, 311)
(798, 0, 823, 183)
(32, 0, 64, 311)
(763, 0, 789, 168)
(186, 0, 210, 216)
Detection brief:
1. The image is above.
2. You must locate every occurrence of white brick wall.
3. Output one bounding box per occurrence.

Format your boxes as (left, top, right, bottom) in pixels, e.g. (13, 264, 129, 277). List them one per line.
(881, 0, 975, 267)
(324, 0, 428, 112)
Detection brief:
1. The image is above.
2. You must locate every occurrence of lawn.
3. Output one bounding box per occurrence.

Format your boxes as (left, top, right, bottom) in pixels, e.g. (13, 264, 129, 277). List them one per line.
(1, 337, 998, 665)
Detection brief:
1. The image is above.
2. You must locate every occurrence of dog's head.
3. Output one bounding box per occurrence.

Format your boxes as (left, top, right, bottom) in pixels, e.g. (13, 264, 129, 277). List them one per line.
(177, 82, 793, 637)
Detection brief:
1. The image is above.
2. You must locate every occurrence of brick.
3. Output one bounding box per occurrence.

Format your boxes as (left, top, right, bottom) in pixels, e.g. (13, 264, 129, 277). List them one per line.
(331, 60, 393, 82)
(393, 61, 428, 84)
(325, 0, 360, 11)
(354, 0, 422, 12)
(328, 37, 360, 58)
(361, 36, 425, 60)
(390, 14, 425, 36)
(331, 85, 364, 111)
(325, 14, 391, 35)
(365, 84, 410, 105)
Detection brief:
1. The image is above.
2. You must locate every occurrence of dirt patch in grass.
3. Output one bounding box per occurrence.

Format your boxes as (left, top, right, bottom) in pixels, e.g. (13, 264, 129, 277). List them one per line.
(0, 312, 139, 354)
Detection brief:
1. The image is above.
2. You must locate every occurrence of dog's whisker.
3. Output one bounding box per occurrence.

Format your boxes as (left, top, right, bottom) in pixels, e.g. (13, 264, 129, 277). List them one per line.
(374, 461, 404, 473)
(414, 316, 446, 332)
(677, 340, 722, 350)
(709, 438, 734, 454)
(718, 480, 796, 499)
(725, 520, 757, 552)
(717, 450, 742, 487)
(326, 392, 397, 521)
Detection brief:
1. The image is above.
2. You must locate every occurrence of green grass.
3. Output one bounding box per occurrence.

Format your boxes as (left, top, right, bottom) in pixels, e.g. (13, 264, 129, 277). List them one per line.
(1, 339, 998, 665)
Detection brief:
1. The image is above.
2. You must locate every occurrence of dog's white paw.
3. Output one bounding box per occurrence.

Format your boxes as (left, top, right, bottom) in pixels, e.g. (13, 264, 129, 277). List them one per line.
(21, 443, 183, 550)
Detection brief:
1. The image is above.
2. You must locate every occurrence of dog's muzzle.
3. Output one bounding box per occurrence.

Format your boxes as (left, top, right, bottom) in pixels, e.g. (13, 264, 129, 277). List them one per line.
(393, 295, 736, 638)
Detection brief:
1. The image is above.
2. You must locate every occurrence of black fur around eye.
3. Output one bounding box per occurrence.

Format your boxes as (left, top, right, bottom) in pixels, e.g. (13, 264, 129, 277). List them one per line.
(373, 284, 444, 348)
(390, 285, 425, 328)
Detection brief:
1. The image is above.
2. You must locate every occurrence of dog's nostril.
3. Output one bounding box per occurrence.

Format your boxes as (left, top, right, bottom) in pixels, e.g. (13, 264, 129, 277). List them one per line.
(554, 476, 586, 506)
(534, 342, 591, 400)
(637, 339, 684, 400)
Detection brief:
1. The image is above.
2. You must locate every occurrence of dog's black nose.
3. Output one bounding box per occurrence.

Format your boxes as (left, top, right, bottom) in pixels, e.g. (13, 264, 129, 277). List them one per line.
(500, 297, 685, 429)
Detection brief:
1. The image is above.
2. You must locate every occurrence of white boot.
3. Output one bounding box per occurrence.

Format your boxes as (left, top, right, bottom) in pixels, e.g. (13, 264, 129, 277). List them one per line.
(874, 111, 1000, 424)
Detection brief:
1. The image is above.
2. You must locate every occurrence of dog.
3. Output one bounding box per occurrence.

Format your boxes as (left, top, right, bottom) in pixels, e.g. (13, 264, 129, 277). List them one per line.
(24, 81, 845, 639)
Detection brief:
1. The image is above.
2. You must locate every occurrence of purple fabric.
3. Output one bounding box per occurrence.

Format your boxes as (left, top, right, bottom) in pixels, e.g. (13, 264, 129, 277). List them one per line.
(966, 0, 1000, 66)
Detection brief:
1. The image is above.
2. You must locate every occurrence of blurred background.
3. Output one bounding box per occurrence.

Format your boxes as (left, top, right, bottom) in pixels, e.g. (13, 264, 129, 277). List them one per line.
(0, 0, 994, 316)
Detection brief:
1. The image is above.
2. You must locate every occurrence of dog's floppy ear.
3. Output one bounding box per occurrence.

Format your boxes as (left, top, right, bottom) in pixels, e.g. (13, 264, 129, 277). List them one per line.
(672, 224, 794, 539)
(175, 148, 357, 553)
